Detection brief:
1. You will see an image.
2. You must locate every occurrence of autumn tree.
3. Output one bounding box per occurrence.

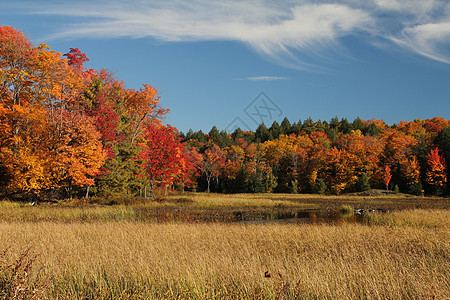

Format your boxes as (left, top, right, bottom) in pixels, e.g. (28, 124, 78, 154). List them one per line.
(0, 26, 98, 199)
(381, 165, 392, 191)
(245, 142, 276, 193)
(53, 110, 106, 199)
(175, 146, 202, 191)
(323, 147, 358, 194)
(399, 156, 422, 195)
(434, 127, 450, 195)
(425, 147, 447, 195)
(79, 69, 168, 197)
(138, 123, 191, 197)
(334, 133, 383, 188)
(0, 106, 54, 197)
(202, 144, 225, 193)
(221, 145, 246, 193)
(263, 134, 307, 193)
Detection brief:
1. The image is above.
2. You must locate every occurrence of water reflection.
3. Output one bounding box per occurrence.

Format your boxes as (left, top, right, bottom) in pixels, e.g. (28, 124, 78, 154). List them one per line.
(238, 211, 363, 224)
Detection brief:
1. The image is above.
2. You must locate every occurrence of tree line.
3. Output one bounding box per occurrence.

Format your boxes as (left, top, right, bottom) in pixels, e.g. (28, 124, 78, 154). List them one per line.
(1, 25, 448, 200)
(181, 116, 449, 196)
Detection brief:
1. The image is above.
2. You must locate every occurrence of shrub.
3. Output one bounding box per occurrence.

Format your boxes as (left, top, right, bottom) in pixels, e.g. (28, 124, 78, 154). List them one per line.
(355, 173, 371, 192)
(313, 178, 327, 194)
(0, 248, 48, 299)
(340, 204, 354, 215)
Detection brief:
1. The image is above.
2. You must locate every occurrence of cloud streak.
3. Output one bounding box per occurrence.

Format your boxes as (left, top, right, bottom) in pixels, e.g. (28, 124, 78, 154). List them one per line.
(235, 76, 289, 82)
(6, 0, 450, 69)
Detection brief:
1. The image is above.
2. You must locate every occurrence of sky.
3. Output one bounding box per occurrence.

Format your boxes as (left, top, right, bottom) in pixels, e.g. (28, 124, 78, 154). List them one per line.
(1, 0, 450, 133)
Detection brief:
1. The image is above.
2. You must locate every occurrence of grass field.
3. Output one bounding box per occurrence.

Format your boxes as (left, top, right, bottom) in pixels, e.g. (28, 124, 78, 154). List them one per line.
(0, 193, 449, 299)
(0, 192, 448, 223)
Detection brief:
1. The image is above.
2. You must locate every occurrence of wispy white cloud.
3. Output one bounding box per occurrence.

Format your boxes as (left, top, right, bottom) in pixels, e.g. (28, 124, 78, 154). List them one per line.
(392, 22, 450, 63)
(5, 0, 450, 69)
(235, 76, 289, 82)
(373, 0, 436, 15)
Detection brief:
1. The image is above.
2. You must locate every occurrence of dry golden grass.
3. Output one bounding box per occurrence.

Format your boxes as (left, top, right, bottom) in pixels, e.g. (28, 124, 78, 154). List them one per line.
(0, 209, 449, 299)
(364, 209, 450, 229)
(0, 201, 136, 223)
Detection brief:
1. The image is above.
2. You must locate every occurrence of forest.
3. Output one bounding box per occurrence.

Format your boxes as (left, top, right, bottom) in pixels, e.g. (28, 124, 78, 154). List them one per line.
(1, 25, 449, 201)
(182, 116, 449, 196)
(1, 25, 449, 300)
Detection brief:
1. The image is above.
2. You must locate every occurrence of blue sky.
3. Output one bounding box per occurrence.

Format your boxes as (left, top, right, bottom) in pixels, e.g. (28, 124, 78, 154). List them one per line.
(1, 0, 450, 132)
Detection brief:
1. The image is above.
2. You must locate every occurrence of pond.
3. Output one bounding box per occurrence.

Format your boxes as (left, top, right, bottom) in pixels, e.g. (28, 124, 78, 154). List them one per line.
(133, 206, 387, 223)
(236, 209, 385, 224)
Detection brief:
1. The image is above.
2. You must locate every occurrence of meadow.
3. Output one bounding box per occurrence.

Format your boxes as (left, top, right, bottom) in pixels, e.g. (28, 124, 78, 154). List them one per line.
(0, 193, 449, 299)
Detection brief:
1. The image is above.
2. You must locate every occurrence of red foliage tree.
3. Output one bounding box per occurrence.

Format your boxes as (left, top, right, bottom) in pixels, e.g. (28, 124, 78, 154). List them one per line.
(138, 123, 194, 197)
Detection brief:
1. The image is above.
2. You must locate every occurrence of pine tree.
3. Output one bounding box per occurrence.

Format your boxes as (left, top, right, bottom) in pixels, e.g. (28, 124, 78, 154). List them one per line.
(355, 173, 371, 192)
(269, 121, 282, 139)
(255, 123, 271, 143)
(280, 117, 292, 135)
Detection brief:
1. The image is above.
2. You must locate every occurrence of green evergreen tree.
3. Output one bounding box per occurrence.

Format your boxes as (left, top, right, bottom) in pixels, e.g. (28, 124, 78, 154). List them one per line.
(315, 120, 327, 132)
(408, 181, 423, 196)
(280, 117, 292, 135)
(269, 121, 282, 139)
(193, 130, 208, 143)
(352, 117, 365, 132)
(394, 184, 400, 193)
(364, 123, 381, 136)
(313, 178, 327, 194)
(209, 126, 220, 141)
(325, 127, 339, 143)
(97, 144, 145, 199)
(355, 173, 371, 192)
(330, 116, 339, 129)
(288, 122, 302, 135)
(255, 123, 271, 143)
(219, 130, 232, 147)
(184, 129, 195, 140)
(249, 172, 265, 193)
(231, 128, 244, 141)
(302, 117, 316, 134)
(234, 166, 248, 193)
(339, 118, 352, 134)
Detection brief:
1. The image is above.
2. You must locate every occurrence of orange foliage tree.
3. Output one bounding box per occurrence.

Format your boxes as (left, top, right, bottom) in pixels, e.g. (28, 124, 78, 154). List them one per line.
(0, 26, 100, 198)
(426, 147, 447, 195)
(381, 165, 392, 190)
(202, 144, 225, 193)
(54, 110, 106, 199)
(323, 147, 358, 194)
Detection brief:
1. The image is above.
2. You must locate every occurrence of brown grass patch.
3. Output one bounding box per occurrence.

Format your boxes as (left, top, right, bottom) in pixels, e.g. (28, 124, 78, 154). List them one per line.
(0, 209, 448, 299)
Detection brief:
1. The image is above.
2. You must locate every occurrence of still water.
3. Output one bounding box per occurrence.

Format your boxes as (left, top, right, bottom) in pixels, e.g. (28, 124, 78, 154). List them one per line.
(237, 211, 367, 224)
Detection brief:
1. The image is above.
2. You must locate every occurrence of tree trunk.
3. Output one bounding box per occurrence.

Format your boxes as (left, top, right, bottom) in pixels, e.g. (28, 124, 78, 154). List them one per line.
(206, 176, 211, 193)
(149, 181, 156, 199)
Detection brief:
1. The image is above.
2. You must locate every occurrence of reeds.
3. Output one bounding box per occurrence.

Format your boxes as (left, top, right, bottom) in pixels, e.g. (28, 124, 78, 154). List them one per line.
(0, 209, 448, 299)
(0, 247, 48, 299)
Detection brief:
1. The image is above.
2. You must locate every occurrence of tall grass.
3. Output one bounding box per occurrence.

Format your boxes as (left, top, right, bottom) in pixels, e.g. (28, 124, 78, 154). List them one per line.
(0, 202, 136, 223)
(364, 209, 450, 228)
(0, 210, 448, 299)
